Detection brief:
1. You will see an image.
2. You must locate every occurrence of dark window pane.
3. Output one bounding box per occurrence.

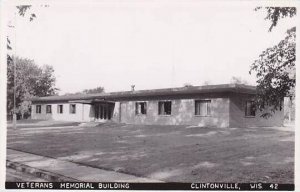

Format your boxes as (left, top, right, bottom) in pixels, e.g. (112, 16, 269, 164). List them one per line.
(142, 103, 147, 114)
(46, 105, 52, 114)
(136, 102, 147, 115)
(57, 105, 63, 114)
(36, 105, 41, 114)
(135, 103, 138, 114)
(195, 100, 211, 116)
(70, 104, 76, 114)
(158, 102, 163, 115)
(245, 101, 256, 116)
(158, 101, 171, 115)
(165, 102, 171, 115)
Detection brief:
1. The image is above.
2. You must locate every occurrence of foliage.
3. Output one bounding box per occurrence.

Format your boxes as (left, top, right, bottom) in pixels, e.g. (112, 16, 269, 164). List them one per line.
(7, 5, 52, 119)
(250, 27, 295, 117)
(183, 83, 193, 87)
(7, 5, 36, 59)
(82, 86, 105, 94)
(230, 76, 250, 85)
(7, 37, 12, 50)
(16, 5, 36, 21)
(202, 80, 211, 85)
(7, 56, 59, 118)
(255, 7, 296, 32)
(64, 86, 105, 96)
(250, 7, 296, 118)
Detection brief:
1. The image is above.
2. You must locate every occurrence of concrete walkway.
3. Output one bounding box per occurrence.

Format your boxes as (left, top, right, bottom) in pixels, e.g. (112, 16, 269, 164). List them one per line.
(6, 149, 162, 182)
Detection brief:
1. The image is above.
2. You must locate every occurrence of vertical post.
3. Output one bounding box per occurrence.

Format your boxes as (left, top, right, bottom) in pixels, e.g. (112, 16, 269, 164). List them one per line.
(119, 102, 122, 123)
(288, 97, 292, 123)
(12, 12, 17, 129)
(12, 56, 17, 129)
(82, 104, 84, 122)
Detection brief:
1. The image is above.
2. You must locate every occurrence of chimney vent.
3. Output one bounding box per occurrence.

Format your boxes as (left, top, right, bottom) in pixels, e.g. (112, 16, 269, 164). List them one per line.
(131, 85, 135, 91)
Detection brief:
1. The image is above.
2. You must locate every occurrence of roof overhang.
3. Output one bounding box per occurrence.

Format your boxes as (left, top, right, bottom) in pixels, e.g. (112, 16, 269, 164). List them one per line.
(91, 99, 115, 104)
(68, 100, 93, 104)
(68, 99, 115, 104)
(30, 84, 257, 103)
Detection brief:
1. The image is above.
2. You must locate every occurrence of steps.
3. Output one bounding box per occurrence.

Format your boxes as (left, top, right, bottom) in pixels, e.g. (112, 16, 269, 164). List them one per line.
(78, 122, 104, 127)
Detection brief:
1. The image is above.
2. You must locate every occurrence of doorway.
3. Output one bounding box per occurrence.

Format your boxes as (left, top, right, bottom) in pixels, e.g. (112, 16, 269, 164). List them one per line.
(94, 103, 114, 120)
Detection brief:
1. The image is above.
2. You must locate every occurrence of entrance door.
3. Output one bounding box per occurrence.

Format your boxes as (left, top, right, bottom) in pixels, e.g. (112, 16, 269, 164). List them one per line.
(95, 103, 114, 120)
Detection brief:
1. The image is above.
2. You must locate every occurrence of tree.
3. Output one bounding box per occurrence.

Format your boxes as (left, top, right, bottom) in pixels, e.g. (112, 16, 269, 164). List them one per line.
(7, 5, 37, 61)
(250, 7, 296, 118)
(82, 86, 105, 94)
(230, 76, 250, 85)
(202, 80, 211, 85)
(16, 5, 37, 21)
(63, 86, 105, 96)
(183, 83, 193, 87)
(7, 5, 49, 59)
(7, 5, 52, 119)
(7, 56, 58, 119)
(254, 7, 296, 32)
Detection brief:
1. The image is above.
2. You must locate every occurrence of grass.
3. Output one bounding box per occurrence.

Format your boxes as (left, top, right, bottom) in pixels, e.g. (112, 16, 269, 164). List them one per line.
(7, 119, 45, 124)
(7, 119, 80, 128)
(7, 123, 294, 183)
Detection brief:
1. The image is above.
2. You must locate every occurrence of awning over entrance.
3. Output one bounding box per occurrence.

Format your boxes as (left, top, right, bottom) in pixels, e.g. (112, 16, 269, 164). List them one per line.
(69, 99, 115, 121)
(68, 100, 93, 104)
(92, 99, 115, 104)
(68, 99, 115, 104)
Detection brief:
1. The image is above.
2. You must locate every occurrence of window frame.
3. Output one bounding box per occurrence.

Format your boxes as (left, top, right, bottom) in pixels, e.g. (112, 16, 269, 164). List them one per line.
(135, 102, 147, 115)
(69, 104, 76, 114)
(158, 101, 172, 116)
(245, 100, 256, 117)
(57, 105, 64, 114)
(195, 100, 211, 117)
(36, 105, 42, 114)
(46, 105, 52, 114)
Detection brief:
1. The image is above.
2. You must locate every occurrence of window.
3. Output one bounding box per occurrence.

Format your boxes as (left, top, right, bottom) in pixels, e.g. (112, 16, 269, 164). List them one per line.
(158, 101, 172, 115)
(136, 102, 147, 115)
(245, 101, 256, 117)
(195, 100, 211, 116)
(70, 104, 76, 114)
(46, 105, 52, 114)
(36, 105, 41, 114)
(57, 105, 63, 114)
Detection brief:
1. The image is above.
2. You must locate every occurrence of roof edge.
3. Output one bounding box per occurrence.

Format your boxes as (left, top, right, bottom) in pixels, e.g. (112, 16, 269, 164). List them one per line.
(30, 83, 256, 102)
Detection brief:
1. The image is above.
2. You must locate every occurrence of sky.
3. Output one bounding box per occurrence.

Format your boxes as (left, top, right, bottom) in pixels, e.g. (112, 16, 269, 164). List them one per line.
(6, 1, 297, 94)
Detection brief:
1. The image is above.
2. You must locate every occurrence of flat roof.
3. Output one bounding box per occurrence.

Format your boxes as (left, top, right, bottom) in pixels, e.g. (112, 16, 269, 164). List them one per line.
(30, 83, 256, 103)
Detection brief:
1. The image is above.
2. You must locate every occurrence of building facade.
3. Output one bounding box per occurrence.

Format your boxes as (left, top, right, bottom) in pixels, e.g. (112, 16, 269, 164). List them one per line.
(30, 84, 284, 128)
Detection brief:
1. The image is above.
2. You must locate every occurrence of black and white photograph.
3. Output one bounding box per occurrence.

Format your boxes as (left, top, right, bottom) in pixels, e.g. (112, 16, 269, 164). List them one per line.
(0, 0, 298, 190)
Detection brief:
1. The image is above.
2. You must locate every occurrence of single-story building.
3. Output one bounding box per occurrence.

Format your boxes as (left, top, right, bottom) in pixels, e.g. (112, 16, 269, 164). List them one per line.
(30, 84, 284, 128)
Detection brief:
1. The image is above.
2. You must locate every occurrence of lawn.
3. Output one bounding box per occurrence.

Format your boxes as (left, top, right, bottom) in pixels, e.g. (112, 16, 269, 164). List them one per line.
(7, 119, 80, 128)
(7, 122, 294, 183)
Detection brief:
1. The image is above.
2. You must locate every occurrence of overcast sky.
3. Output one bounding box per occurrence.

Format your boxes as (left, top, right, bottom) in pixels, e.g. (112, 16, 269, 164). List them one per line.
(6, 1, 296, 94)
